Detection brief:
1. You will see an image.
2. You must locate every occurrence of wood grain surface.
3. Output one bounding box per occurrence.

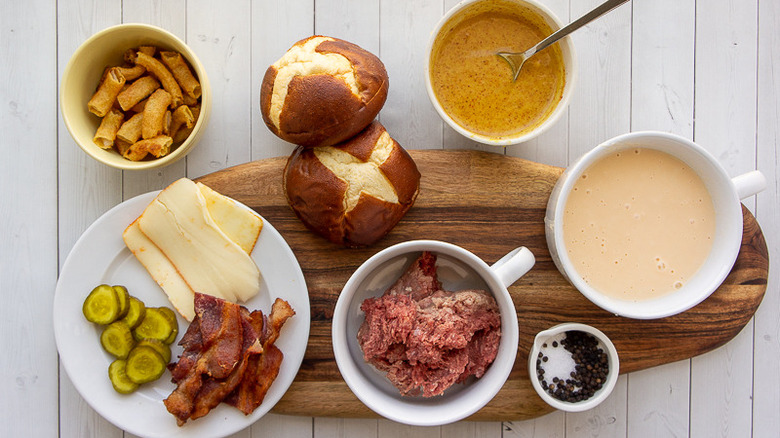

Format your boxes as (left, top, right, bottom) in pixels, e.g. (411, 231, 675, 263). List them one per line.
(196, 149, 769, 421)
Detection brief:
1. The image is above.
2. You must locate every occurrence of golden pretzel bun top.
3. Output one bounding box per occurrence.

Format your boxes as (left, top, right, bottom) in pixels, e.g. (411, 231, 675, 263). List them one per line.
(261, 36, 389, 148)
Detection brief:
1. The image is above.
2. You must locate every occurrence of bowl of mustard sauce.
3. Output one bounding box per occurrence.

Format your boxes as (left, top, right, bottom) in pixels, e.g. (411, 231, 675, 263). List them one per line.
(426, 0, 576, 146)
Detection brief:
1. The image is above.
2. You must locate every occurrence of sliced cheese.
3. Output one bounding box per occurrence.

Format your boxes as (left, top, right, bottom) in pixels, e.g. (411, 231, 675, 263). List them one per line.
(137, 178, 262, 303)
(123, 219, 197, 321)
(197, 182, 263, 254)
(123, 182, 263, 321)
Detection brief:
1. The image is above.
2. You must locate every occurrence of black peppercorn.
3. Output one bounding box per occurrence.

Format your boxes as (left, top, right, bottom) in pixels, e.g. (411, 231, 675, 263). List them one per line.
(534, 330, 610, 403)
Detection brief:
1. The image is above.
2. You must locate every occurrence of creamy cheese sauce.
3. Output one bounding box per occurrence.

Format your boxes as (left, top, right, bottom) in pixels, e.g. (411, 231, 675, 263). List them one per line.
(563, 148, 716, 301)
(429, 0, 566, 139)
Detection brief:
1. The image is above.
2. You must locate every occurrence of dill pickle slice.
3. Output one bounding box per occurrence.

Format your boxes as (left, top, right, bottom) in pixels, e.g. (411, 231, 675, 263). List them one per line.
(132, 308, 173, 343)
(108, 359, 139, 394)
(122, 296, 146, 330)
(157, 306, 177, 325)
(112, 285, 130, 319)
(82, 284, 120, 325)
(136, 339, 171, 364)
(157, 307, 179, 344)
(125, 346, 166, 384)
(164, 325, 179, 345)
(100, 321, 135, 359)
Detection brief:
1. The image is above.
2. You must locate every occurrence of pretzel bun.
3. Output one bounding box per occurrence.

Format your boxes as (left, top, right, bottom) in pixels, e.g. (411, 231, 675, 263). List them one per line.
(261, 36, 389, 148)
(284, 121, 420, 247)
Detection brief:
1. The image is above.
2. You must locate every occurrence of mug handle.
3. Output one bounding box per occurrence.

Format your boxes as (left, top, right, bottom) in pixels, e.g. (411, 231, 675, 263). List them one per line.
(490, 247, 536, 288)
(732, 170, 766, 200)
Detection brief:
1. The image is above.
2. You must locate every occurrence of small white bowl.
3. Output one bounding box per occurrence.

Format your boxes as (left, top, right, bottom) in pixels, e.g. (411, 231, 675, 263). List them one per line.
(332, 240, 535, 426)
(60, 23, 211, 170)
(528, 323, 619, 412)
(425, 0, 577, 146)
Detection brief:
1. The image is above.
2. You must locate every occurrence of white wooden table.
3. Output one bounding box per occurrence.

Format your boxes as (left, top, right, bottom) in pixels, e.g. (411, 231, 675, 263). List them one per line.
(2, 0, 777, 436)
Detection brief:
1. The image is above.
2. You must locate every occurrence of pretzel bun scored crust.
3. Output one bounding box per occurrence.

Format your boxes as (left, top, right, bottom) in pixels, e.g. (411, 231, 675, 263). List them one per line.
(261, 36, 389, 148)
(284, 121, 420, 247)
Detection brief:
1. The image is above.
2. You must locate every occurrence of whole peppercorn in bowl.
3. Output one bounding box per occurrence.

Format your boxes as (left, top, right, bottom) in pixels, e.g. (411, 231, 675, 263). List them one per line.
(528, 323, 619, 412)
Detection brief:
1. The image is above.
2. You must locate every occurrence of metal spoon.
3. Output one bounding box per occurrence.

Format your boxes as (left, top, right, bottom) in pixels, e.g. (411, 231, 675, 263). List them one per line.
(497, 0, 630, 81)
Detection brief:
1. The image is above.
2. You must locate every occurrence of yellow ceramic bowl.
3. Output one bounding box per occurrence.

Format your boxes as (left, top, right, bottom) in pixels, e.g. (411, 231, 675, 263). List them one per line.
(60, 23, 211, 170)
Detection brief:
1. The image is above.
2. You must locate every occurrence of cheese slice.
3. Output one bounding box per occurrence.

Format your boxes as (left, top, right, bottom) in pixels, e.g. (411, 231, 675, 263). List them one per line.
(197, 182, 263, 253)
(123, 219, 197, 321)
(137, 178, 262, 304)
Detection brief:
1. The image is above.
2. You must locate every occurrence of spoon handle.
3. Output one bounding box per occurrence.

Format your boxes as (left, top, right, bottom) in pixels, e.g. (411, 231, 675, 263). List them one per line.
(525, 0, 630, 58)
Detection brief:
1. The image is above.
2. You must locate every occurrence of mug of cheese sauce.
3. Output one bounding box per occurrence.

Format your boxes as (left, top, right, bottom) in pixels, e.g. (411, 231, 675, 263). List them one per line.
(545, 131, 766, 319)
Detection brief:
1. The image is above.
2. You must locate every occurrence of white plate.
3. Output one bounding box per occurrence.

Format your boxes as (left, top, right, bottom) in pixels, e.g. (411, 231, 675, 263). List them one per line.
(53, 191, 310, 438)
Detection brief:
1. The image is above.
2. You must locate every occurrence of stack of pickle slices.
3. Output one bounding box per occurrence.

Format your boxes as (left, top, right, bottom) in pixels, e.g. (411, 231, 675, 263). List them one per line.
(82, 284, 179, 394)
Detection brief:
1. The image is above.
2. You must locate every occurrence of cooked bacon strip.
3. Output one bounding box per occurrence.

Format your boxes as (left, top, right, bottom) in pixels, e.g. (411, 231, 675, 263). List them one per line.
(225, 300, 293, 414)
(263, 298, 295, 345)
(190, 308, 264, 420)
(196, 294, 243, 379)
(226, 344, 284, 414)
(165, 293, 244, 424)
(165, 294, 294, 425)
(164, 364, 204, 425)
(170, 316, 202, 383)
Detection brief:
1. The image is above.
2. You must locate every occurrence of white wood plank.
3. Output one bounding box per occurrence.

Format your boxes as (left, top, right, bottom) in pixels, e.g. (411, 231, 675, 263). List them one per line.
(175, 3, 253, 435)
(309, 1, 383, 435)
(310, 2, 381, 435)
(564, 0, 631, 433)
(314, 417, 379, 438)
(690, 0, 758, 436)
(315, 0, 380, 52)
(253, 413, 313, 437)
(248, 1, 315, 436)
(251, 0, 314, 160)
(630, 0, 695, 136)
(56, 0, 124, 437)
(625, 0, 694, 436)
(0, 1, 58, 437)
(121, 0, 188, 199)
(626, 361, 690, 437)
(442, 421, 502, 437)
(503, 1, 570, 435)
(566, 376, 628, 437)
(248, 0, 317, 432)
(504, 411, 566, 438)
(379, 0, 444, 150)
(506, 0, 570, 169)
(566, 0, 632, 159)
(185, 0, 252, 179)
(753, 0, 780, 436)
(377, 419, 440, 437)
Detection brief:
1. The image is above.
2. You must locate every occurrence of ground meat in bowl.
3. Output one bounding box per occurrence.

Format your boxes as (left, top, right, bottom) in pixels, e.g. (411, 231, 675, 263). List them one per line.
(357, 251, 501, 397)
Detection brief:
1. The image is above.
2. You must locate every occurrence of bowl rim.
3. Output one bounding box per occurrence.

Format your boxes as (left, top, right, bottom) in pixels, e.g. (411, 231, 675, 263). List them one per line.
(60, 22, 211, 170)
(527, 322, 620, 412)
(424, 0, 578, 146)
(331, 239, 519, 426)
(545, 131, 744, 319)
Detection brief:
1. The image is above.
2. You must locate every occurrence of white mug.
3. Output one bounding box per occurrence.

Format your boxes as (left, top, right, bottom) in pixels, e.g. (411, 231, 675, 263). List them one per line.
(331, 240, 534, 426)
(545, 131, 766, 319)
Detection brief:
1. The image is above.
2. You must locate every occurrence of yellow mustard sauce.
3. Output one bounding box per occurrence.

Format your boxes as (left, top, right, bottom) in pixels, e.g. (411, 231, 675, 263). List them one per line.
(430, 0, 566, 139)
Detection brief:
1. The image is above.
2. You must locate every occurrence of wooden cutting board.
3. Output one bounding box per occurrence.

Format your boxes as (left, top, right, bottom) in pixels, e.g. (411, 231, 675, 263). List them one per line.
(196, 149, 768, 421)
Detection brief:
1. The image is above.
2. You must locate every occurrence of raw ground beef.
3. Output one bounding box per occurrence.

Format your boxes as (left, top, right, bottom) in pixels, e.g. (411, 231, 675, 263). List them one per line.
(357, 251, 501, 397)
